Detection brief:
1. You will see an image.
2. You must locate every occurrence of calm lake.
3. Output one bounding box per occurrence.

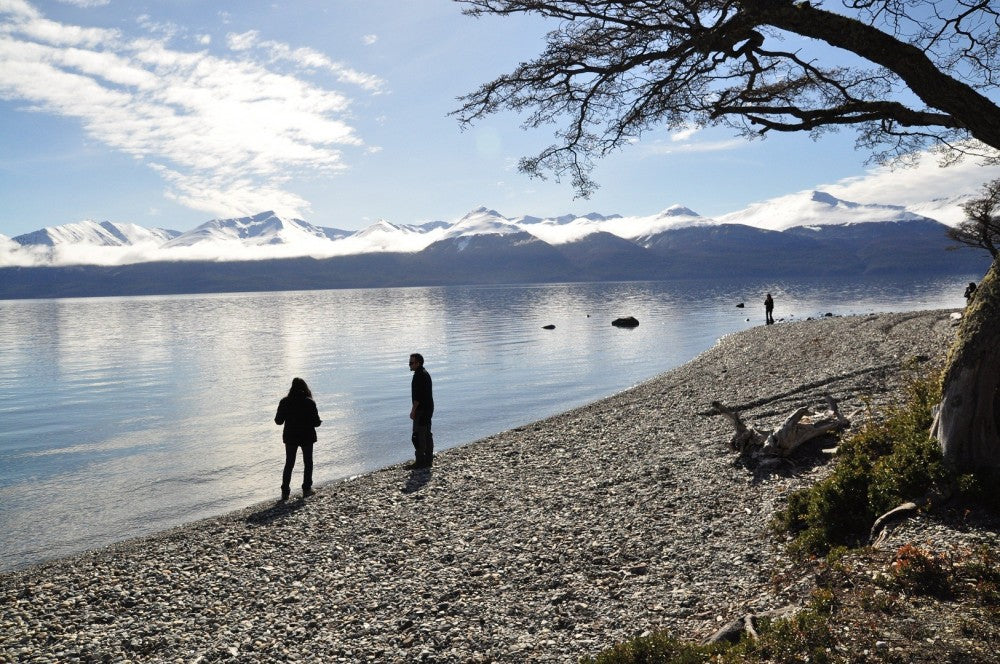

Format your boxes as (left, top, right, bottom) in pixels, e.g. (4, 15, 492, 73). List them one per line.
(0, 276, 974, 571)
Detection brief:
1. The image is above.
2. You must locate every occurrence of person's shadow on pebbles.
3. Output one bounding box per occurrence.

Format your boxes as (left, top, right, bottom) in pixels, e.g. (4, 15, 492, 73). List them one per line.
(245, 497, 307, 526)
(401, 467, 431, 495)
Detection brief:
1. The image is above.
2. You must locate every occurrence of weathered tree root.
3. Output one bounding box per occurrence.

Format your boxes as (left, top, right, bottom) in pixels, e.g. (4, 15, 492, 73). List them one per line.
(713, 395, 849, 458)
(868, 502, 919, 547)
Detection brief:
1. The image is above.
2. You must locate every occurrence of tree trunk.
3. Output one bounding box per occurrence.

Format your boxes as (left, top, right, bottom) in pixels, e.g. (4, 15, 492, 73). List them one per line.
(932, 259, 1000, 470)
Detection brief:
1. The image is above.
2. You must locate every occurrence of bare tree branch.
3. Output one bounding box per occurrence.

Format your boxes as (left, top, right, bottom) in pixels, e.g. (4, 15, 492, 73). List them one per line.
(453, 0, 1000, 196)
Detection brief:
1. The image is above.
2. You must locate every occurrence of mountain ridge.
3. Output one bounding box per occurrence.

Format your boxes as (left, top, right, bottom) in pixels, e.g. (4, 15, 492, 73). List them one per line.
(0, 189, 990, 299)
(4, 189, 971, 266)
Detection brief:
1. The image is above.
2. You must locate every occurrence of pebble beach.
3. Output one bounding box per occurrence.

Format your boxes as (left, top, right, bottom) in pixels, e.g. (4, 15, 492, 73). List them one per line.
(0, 310, 964, 663)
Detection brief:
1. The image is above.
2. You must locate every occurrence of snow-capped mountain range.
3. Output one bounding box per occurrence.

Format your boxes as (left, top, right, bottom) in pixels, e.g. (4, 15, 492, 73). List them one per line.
(13, 219, 180, 247)
(717, 191, 931, 231)
(2, 189, 975, 268)
(0, 188, 990, 299)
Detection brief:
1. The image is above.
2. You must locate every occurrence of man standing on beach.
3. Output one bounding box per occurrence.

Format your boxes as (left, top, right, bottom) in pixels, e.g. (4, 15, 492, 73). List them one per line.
(409, 353, 434, 468)
(764, 293, 775, 325)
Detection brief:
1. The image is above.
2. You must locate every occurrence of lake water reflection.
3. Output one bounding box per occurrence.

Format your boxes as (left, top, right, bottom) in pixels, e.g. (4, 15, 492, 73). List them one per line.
(0, 276, 974, 570)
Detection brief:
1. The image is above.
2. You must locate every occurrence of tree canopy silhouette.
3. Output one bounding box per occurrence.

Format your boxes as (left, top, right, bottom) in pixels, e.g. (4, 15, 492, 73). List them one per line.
(455, 0, 1000, 195)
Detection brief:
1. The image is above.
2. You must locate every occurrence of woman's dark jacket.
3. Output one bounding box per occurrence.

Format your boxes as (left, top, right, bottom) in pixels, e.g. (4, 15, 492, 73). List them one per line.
(275, 395, 322, 445)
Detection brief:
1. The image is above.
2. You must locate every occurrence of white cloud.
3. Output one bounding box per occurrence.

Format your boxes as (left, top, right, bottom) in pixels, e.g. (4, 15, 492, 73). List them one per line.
(226, 29, 384, 92)
(0, 0, 39, 20)
(819, 149, 1000, 209)
(151, 164, 317, 220)
(136, 14, 181, 40)
(362, 34, 377, 46)
(57, 0, 109, 6)
(10, 13, 117, 47)
(644, 137, 747, 154)
(670, 125, 699, 142)
(226, 29, 257, 51)
(0, 2, 383, 220)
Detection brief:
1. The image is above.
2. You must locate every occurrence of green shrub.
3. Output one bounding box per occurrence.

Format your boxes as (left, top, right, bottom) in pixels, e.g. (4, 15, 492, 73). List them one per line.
(581, 591, 840, 664)
(775, 364, 949, 557)
(867, 432, 948, 515)
(580, 633, 723, 663)
(743, 610, 835, 664)
(784, 459, 875, 557)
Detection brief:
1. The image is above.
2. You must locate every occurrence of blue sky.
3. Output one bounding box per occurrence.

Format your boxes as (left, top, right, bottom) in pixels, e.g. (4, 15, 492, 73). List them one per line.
(2, 0, 999, 238)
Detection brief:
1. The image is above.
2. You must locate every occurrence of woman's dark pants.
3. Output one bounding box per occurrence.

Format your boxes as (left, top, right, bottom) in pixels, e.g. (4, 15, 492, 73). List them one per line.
(282, 442, 313, 491)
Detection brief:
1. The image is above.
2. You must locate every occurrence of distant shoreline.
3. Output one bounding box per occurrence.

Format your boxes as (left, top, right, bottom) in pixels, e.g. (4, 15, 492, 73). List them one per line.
(0, 309, 960, 661)
(0, 259, 987, 301)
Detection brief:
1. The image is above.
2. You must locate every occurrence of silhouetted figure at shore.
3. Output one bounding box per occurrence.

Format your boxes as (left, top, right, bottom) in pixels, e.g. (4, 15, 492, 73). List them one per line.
(275, 377, 322, 500)
(965, 282, 977, 306)
(409, 353, 434, 469)
(764, 293, 775, 325)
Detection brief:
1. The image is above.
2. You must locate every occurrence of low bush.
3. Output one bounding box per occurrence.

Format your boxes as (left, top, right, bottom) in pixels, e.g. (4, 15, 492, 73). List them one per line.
(878, 543, 1000, 603)
(887, 543, 951, 597)
(580, 589, 838, 664)
(774, 363, 952, 557)
(580, 634, 723, 664)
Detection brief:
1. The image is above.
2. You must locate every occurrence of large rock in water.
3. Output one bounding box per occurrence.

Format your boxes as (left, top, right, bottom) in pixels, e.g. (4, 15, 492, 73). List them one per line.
(611, 316, 639, 328)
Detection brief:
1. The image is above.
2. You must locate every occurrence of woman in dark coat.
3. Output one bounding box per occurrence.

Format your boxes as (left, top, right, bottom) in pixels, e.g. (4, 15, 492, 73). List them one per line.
(274, 377, 322, 500)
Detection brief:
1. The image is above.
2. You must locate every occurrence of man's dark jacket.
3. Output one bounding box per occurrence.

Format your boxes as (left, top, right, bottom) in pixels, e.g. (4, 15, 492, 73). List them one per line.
(411, 368, 434, 425)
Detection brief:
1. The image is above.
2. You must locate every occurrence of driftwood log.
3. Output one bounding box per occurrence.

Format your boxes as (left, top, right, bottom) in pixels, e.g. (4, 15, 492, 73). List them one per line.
(713, 395, 849, 457)
(704, 605, 801, 644)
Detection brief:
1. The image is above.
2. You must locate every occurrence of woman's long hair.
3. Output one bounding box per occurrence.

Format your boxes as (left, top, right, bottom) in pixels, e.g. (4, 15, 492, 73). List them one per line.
(287, 377, 312, 399)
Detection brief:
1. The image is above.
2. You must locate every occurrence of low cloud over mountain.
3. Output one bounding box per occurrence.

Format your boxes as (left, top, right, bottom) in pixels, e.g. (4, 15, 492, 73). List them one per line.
(0, 191, 990, 298)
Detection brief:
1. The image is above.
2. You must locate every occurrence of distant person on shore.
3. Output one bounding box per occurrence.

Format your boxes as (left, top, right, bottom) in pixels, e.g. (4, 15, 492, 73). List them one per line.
(409, 353, 434, 469)
(274, 377, 322, 500)
(965, 282, 977, 306)
(764, 293, 775, 325)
